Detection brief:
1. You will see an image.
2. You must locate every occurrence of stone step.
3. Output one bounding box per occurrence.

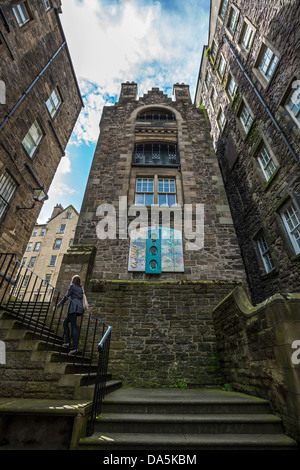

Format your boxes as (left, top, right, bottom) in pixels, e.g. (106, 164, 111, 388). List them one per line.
(78, 388, 298, 450)
(75, 380, 123, 400)
(95, 412, 283, 435)
(101, 388, 272, 415)
(79, 432, 298, 451)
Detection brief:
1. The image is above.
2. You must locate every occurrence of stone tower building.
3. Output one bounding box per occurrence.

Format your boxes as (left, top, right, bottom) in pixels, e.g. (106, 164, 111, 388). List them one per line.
(76, 82, 245, 283)
(57, 82, 246, 387)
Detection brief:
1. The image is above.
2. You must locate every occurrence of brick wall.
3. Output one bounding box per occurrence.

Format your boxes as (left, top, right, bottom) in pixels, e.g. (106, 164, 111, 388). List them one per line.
(87, 279, 243, 388)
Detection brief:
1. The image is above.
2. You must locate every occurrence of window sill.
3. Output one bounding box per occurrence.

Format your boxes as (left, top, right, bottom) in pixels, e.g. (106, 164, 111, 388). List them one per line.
(225, 27, 236, 41)
(17, 20, 33, 33)
(252, 67, 271, 90)
(260, 267, 278, 280)
(216, 71, 226, 84)
(264, 167, 280, 191)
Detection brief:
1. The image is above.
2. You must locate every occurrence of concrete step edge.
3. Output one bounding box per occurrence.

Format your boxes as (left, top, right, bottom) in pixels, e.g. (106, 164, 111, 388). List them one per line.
(79, 432, 298, 448)
(96, 413, 283, 424)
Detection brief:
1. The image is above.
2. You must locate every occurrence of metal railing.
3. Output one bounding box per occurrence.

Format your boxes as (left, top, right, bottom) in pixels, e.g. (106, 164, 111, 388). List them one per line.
(87, 325, 112, 436)
(0, 253, 111, 381)
(133, 143, 180, 167)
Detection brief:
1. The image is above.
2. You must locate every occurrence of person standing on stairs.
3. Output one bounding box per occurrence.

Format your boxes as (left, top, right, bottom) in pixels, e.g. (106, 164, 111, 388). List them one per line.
(54, 275, 84, 355)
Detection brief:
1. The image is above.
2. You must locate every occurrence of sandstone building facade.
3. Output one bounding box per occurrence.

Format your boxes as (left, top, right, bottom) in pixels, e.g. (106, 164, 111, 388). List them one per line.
(20, 204, 78, 300)
(57, 82, 247, 387)
(195, 0, 300, 304)
(0, 0, 83, 260)
(75, 82, 246, 283)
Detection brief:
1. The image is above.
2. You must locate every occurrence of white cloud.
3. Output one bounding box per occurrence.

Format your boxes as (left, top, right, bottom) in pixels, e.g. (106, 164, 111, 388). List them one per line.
(37, 154, 78, 224)
(60, 0, 209, 145)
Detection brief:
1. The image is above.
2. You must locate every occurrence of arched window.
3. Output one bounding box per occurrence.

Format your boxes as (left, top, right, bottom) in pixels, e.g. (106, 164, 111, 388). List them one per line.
(136, 109, 176, 122)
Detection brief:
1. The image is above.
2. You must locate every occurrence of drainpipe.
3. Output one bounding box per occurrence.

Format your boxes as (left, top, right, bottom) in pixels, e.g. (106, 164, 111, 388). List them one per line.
(0, 42, 66, 131)
(54, 8, 84, 109)
(223, 34, 299, 165)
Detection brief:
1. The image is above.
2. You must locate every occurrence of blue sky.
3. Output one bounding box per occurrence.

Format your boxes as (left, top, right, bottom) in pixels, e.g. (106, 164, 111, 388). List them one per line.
(37, 0, 210, 223)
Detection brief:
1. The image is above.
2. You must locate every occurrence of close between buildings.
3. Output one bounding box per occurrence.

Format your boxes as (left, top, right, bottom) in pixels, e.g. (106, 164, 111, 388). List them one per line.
(20, 204, 78, 300)
(194, 0, 300, 304)
(0, 0, 83, 260)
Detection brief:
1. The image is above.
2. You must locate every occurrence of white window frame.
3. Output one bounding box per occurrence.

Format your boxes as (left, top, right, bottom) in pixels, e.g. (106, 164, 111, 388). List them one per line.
(22, 275, 30, 288)
(258, 44, 279, 82)
(13, 2, 30, 27)
(43, 0, 51, 11)
(28, 256, 36, 268)
(43, 274, 51, 286)
(218, 54, 226, 78)
(158, 178, 177, 207)
(46, 87, 62, 118)
(34, 242, 41, 251)
(227, 6, 239, 35)
(256, 233, 275, 274)
(210, 87, 217, 108)
(285, 82, 300, 129)
(218, 0, 228, 21)
(239, 20, 255, 53)
(135, 178, 154, 206)
(217, 107, 226, 132)
(240, 102, 253, 134)
(22, 120, 43, 158)
(211, 41, 218, 62)
(205, 70, 211, 89)
(280, 201, 300, 255)
(49, 255, 57, 266)
(257, 145, 277, 181)
(53, 238, 62, 250)
(226, 73, 237, 101)
(0, 171, 18, 220)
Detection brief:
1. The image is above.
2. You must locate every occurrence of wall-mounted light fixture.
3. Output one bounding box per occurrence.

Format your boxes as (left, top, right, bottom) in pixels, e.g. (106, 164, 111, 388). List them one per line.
(16, 162, 49, 210)
(16, 185, 48, 210)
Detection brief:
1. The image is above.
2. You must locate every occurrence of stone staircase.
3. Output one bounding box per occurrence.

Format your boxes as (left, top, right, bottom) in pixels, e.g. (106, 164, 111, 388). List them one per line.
(0, 309, 121, 400)
(78, 388, 298, 450)
(5, 301, 51, 320)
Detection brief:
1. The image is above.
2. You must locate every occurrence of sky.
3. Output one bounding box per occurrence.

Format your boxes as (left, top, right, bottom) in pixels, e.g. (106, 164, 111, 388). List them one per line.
(37, 0, 210, 224)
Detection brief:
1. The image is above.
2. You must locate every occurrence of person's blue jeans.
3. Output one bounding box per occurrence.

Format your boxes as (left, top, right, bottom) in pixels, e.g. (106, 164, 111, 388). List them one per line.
(63, 313, 78, 349)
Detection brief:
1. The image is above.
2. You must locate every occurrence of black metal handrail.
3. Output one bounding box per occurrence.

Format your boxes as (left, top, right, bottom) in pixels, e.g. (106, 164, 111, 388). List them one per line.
(0, 253, 110, 383)
(87, 324, 112, 436)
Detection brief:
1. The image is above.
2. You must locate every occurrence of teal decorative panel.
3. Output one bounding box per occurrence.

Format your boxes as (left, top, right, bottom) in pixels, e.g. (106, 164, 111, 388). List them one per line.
(128, 226, 184, 273)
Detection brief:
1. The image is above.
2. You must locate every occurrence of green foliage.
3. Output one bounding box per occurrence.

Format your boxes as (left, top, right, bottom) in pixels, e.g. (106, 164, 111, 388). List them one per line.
(172, 379, 188, 390)
(222, 383, 233, 392)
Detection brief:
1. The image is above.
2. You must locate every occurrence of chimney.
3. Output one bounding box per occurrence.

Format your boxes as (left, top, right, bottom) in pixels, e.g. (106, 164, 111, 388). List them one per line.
(49, 204, 64, 220)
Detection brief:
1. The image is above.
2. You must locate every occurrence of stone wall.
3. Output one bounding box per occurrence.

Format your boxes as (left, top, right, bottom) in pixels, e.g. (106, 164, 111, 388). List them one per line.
(195, 0, 300, 304)
(212, 286, 300, 443)
(0, 2, 82, 259)
(86, 278, 243, 388)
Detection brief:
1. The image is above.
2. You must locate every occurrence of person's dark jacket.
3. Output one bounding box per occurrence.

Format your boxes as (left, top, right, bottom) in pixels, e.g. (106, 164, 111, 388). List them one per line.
(56, 284, 84, 315)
